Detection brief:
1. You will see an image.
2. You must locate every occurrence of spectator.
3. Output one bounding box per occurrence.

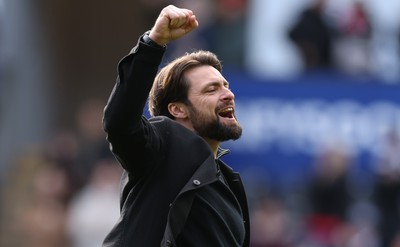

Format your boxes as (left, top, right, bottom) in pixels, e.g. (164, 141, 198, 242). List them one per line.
(250, 196, 294, 247)
(67, 158, 121, 247)
(372, 128, 400, 247)
(332, 0, 373, 77)
(305, 145, 354, 246)
(0, 147, 71, 247)
(74, 98, 111, 188)
(288, 0, 334, 70)
(19, 164, 71, 247)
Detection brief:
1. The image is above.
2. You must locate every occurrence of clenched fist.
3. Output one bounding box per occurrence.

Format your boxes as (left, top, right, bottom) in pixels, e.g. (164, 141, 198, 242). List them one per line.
(148, 5, 199, 47)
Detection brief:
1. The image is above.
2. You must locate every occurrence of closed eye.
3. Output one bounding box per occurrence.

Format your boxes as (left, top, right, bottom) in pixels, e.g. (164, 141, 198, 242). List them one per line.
(202, 81, 229, 94)
(205, 86, 218, 93)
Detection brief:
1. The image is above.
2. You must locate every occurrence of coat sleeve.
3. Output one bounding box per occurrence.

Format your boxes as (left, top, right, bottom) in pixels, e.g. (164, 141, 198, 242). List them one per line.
(102, 34, 166, 175)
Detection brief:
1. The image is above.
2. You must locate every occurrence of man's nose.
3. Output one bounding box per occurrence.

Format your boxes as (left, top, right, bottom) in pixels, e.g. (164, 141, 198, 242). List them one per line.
(221, 88, 235, 101)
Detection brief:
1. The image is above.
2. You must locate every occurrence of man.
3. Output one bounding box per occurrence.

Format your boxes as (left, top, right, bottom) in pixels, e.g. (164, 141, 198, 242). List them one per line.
(102, 5, 250, 247)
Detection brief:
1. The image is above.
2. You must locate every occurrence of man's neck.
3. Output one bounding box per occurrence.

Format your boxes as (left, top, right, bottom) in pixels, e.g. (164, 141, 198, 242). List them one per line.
(203, 137, 220, 158)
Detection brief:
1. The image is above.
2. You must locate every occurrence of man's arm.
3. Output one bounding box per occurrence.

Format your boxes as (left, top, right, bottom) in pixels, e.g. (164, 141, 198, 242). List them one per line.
(102, 5, 198, 171)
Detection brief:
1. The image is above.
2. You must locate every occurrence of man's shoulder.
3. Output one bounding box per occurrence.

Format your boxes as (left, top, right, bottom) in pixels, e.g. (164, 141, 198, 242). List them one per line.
(149, 115, 170, 124)
(149, 116, 190, 134)
(148, 116, 209, 146)
(148, 115, 177, 127)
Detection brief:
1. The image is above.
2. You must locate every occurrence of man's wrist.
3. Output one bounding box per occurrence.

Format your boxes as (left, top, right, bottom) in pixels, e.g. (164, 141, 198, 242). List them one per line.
(143, 31, 166, 49)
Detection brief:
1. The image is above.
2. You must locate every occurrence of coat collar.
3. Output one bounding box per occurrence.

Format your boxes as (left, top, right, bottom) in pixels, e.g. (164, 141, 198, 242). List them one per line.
(216, 146, 230, 160)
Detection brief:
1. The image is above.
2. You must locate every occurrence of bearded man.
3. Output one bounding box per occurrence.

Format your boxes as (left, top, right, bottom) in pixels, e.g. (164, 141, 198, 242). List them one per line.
(102, 5, 250, 247)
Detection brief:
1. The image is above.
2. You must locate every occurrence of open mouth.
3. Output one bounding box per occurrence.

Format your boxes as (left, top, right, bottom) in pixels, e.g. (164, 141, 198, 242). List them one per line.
(218, 107, 235, 119)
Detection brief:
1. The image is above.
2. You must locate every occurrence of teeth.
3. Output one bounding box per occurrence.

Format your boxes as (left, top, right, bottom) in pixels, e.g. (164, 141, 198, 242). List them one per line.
(221, 107, 233, 113)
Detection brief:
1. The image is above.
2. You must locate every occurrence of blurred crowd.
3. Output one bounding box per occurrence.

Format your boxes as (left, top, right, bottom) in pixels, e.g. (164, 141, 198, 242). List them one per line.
(1, 0, 400, 247)
(246, 132, 400, 247)
(0, 98, 122, 247)
(250, 0, 400, 83)
(161, 0, 400, 83)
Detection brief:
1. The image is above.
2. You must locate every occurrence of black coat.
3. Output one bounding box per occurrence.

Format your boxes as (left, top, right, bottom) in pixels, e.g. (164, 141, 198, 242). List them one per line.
(102, 34, 250, 247)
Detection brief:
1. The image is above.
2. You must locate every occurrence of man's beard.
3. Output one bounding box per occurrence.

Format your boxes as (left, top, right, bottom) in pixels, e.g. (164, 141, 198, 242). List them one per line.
(186, 103, 242, 142)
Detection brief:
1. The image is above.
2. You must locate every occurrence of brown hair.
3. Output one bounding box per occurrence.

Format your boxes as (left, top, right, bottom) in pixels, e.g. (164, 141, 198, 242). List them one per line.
(148, 50, 222, 118)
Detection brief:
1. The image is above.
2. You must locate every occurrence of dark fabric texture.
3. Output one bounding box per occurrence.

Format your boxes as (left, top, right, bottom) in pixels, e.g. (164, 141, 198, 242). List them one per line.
(175, 180, 246, 246)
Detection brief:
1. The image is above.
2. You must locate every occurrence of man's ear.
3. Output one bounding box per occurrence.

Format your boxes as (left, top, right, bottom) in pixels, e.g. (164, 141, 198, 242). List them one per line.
(168, 102, 188, 119)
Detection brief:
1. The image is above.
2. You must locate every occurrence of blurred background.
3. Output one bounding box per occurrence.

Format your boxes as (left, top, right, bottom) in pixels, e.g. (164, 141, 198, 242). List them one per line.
(1, 0, 400, 246)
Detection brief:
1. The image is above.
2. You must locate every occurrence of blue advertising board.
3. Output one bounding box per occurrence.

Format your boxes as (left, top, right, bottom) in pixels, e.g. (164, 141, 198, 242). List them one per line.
(221, 70, 400, 187)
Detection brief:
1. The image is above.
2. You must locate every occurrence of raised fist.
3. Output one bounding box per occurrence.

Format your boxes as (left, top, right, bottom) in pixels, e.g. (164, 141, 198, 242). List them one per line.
(148, 5, 199, 46)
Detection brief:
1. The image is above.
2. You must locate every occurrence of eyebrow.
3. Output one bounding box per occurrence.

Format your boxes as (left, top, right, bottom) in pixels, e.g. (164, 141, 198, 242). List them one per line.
(202, 80, 229, 90)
